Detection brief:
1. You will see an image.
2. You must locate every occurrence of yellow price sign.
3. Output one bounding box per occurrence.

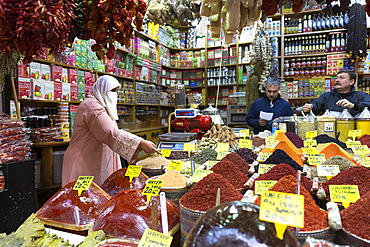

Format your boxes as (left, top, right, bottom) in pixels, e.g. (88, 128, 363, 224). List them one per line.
(260, 191, 304, 239)
(257, 152, 272, 162)
(302, 147, 319, 154)
(239, 139, 252, 149)
(73, 176, 94, 196)
(184, 143, 196, 151)
(142, 180, 163, 204)
(265, 135, 276, 142)
(317, 165, 340, 177)
(161, 149, 172, 157)
(255, 180, 277, 195)
(348, 130, 362, 140)
(346, 141, 361, 148)
(239, 129, 250, 138)
(138, 228, 173, 247)
(307, 154, 326, 166)
(266, 140, 279, 149)
(359, 157, 370, 167)
(206, 160, 218, 168)
(216, 143, 229, 152)
(304, 139, 317, 147)
(329, 185, 360, 208)
(125, 165, 142, 182)
(258, 164, 276, 174)
(193, 170, 213, 183)
(216, 151, 229, 160)
(351, 145, 369, 156)
(306, 130, 318, 140)
(167, 160, 184, 172)
(275, 129, 286, 134)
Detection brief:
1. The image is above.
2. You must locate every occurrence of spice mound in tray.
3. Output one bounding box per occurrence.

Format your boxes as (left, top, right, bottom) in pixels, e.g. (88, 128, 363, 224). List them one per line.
(35, 181, 111, 231)
(137, 155, 171, 169)
(92, 189, 180, 240)
(101, 168, 149, 197)
(222, 152, 250, 174)
(184, 201, 299, 247)
(210, 160, 248, 190)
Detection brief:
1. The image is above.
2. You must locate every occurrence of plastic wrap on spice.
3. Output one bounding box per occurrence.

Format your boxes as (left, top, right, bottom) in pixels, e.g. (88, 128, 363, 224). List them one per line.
(92, 189, 180, 240)
(100, 167, 149, 197)
(0, 118, 24, 130)
(257, 149, 303, 173)
(184, 201, 299, 247)
(35, 181, 111, 231)
(221, 152, 250, 174)
(234, 148, 258, 164)
(210, 160, 248, 190)
(254, 175, 329, 232)
(180, 173, 243, 212)
(285, 131, 304, 148)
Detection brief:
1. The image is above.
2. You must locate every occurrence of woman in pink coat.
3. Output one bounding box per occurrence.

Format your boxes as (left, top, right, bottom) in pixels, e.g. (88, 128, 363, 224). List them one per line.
(62, 75, 160, 186)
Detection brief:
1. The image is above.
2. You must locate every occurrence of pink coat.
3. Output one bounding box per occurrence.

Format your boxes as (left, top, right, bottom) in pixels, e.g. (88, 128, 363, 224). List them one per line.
(62, 97, 142, 186)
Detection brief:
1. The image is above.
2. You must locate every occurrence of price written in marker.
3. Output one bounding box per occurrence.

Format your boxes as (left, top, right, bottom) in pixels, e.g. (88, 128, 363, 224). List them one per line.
(258, 164, 276, 174)
(73, 176, 94, 196)
(266, 140, 279, 149)
(306, 130, 317, 140)
(142, 180, 163, 204)
(125, 165, 142, 182)
(193, 170, 213, 182)
(307, 154, 326, 166)
(255, 180, 277, 195)
(329, 185, 360, 208)
(216, 143, 229, 152)
(317, 165, 340, 178)
(359, 157, 370, 167)
(161, 149, 172, 157)
(239, 129, 250, 138)
(351, 145, 370, 156)
(138, 228, 173, 247)
(265, 135, 276, 142)
(348, 130, 362, 141)
(257, 152, 272, 162)
(304, 139, 317, 147)
(302, 147, 319, 155)
(216, 151, 229, 160)
(239, 139, 252, 149)
(346, 141, 361, 148)
(167, 160, 184, 172)
(184, 143, 195, 152)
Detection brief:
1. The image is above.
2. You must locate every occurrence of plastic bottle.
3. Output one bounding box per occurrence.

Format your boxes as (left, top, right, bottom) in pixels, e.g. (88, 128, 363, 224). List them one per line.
(272, 120, 279, 133)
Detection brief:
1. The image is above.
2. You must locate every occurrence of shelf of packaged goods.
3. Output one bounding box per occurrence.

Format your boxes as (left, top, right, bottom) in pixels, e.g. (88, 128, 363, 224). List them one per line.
(98, 71, 134, 81)
(20, 99, 81, 104)
(282, 75, 336, 79)
(117, 103, 134, 106)
(161, 64, 205, 70)
(284, 51, 346, 58)
(283, 8, 324, 16)
(284, 28, 347, 37)
(207, 64, 237, 68)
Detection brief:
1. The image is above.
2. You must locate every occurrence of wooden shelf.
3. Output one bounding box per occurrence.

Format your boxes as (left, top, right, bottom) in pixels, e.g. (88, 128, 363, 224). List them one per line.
(284, 28, 347, 37)
(284, 51, 346, 58)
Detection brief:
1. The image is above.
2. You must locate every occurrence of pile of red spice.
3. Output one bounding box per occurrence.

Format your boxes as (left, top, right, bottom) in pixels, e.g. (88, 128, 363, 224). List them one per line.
(222, 152, 250, 174)
(180, 173, 243, 212)
(340, 190, 370, 241)
(285, 132, 304, 148)
(359, 134, 370, 148)
(210, 160, 248, 189)
(323, 166, 370, 201)
(254, 175, 329, 232)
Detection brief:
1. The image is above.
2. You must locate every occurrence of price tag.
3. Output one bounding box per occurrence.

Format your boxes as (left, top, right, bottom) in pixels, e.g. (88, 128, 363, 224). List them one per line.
(239, 139, 252, 149)
(161, 149, 172, 157)
(193, 170, 213, 182)
(346, 141, 361, 148)
(142, 180, 163, 204)
(138, 228, 173, 247)
(348, 130, 362, 140)
(351, 145, 369, 156)
(184, 143, 195, 152)
(73, 176, 94, 196)
(255, 180, 277, 195)
(359, 157, 370, 167)
(323, 122, 335, 132)
(265, 135, 276, 142)
(307, 154, 326, 166)
(317, 165, 340, 179)
(125, 165, 142, 182)
(304, 139, 317, 147)
(258, 164, 276, 174)
(275, 129, 286, 134)
(306, 130, 317, 140)
(216, 143, 229, 152)
(260, 191, 304, 239)
(216, 151, 229, 160)
(257, 152, 272, 162)
(266, 140, 279, 149)
(302, 147, 319, 154)
(167, 160, 184, 172)
(329, 185, 360, 208)
(206, 160, 218, 168)
(239, 129, 250, 138)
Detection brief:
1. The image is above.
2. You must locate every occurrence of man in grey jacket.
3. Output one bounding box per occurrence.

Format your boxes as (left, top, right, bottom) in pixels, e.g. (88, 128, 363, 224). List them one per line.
(303, 70, 370, 116)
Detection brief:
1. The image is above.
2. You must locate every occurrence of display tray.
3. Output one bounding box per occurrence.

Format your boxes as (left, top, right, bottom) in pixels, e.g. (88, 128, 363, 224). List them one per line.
(159, 132, 198, 142)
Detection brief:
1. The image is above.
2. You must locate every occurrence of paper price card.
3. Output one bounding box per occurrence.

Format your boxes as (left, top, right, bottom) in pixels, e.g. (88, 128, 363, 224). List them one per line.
(307, 154, 326, 166)
(346, 141, 361, 148)
(239, 139, 252, 149)
(317, 165, 340, 179)
(265, 135, 276, 142)
(304, 139, 317, 147)
(348, 130, 362, 140)
(239, 129, 250, 138)
(301, 147, 319, 155)
(206, 160, 218, 168)
(167, 160, 184, 172)
(258, 164, 276, 174)
(138, 228, 173, 247)
(306, 130, 317, 140)
(193, 170, 213, 183)
(73, 176, 94, 196)
(216, 143, 229, 152)
(184, 143, 195, 152)
(255, 180, 277, 195)
(266, 140, 279, 149)
(259, 191, 304, 240)
(216, 151, 229, 160)
(359, 157, 370, 167)
(275, 129, 286, 134)
(257, 152, 272, 162)
(329, 185, 360, 208)
(161, 149, 172, 157)
(351, 145, 370, 156)
(142, 180, 163, 204)
(125, 165, 142, 182)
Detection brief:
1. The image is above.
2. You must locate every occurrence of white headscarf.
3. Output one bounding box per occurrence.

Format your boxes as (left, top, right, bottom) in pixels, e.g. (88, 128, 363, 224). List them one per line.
(92, 75, 121, 120)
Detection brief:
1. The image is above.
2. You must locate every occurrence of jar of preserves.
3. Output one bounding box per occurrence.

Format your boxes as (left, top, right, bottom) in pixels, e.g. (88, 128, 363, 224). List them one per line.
(295, 69, 300, 77)
(315, 68, 321, 76)
(289, 68, 295, 76)
(284, 69, 289, 77)
(305, 68, 310, 76)
(300, 68, 305, 76)
(306, 57, 312, 67)
(320, 67, 326, 75)
(291, 59, 296, 68)
(301, 58, 307, 67)
(317, 57, 322, 66)
(296, 58, 302, 67)
(284, 60, 290, 68)
(309, 68, 315, 76)
(311, 58, 317, 67)
(321, 57, 327, 67)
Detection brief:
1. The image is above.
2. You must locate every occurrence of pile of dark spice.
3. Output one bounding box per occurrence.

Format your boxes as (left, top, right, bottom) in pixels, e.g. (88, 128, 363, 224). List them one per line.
(210, 160, 248, 189)
(167, 151, 189, 160)
(323, 166, 370, 201)
(180, 172, 243, 212)
(222, 152, 250, 174)
(255, 163, 313, 191)
(310, 155, 355, 183)
(235, 148, 257, 164)
(359, 134, 370, 148)
(340, 190, 370, 241)
(285, 132, 304, 148)
(251, 136, 265, 147)
(258, 149, 303, 172)
(314, 134, 346, 149)
(254, 175, 329, 232)
(188, 148, 217, 165)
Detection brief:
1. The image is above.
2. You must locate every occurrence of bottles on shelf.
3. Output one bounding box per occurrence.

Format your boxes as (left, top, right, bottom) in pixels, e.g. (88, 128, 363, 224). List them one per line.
(284, 56, 327, 78)
(207, 67, 236, 86)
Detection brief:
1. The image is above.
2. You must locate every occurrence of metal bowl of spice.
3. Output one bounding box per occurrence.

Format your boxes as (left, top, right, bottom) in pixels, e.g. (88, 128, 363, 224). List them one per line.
(335, 228, 370, 247)
(295, 226, 334, 245)
(136, 156, 171, 177)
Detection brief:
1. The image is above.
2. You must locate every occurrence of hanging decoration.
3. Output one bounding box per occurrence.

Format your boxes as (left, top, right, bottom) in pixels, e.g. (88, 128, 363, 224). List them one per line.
(321, 0, 351, 14)
(346, 3, 367, 62)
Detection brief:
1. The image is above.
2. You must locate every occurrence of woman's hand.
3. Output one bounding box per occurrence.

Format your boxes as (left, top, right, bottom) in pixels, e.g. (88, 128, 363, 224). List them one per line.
(139, 140, 161, 155)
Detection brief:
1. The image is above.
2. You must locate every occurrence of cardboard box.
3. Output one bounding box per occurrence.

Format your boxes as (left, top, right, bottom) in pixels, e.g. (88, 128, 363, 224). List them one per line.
(61, 68, 68, 83)
(51, 65, 62, 82)
(30, 62, 41, 80)
(17, 78, 31, 99)
(54, 81, 62, 101)
(32, 79, 43, 100)
(78, 83, 85, 101)
(62, 82, 71, 101)
(70, 83, 78, 101)
(68, 68, 77, 84)
(18, 64, 30, 78)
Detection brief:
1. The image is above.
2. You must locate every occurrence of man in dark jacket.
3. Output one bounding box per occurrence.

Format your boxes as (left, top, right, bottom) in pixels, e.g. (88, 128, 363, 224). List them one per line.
(246, 77, 293, 134)
(303, 70, 370, 117)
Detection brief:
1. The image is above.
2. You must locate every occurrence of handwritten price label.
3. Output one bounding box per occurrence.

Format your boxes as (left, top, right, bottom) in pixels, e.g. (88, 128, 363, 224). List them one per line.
(265, 135, 276, 142)
(351, 145, 370, 156)
(306, 130, 317, 140)
(304, 139, 317, 147)
(73, 176, 94, 196)
(255, 180, 277, 195)
(184, 143, 196, 151)
(257, 152, 272, 162)
(346, 141, 361, 148)
(142, 180, 163, 204)
(329, 185, 360, 208)
(258, 164, 276, 174)
(161, 149, 172, 157)
(307, 154, 326, 166)
(216, 143, 229, 152)
(239, 129, 250, 138)
(138, 228, 173, 247)
(216, 151, 229, 160)
(125, 165, 142, 182)
(193, 170, 213, 183)
(266, 140, 279, 149)
(348, 130, 362, 140)
(167, 160, 184, 172)
(239, 139, 252, 149)
(359, 157, 370, 167)
(302, 147, 319, 154)
(317, 165, 340, 177)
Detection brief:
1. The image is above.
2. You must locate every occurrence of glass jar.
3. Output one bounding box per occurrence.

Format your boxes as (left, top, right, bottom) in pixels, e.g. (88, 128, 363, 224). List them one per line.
(305, 68, 310, 76)
(301, 58, 307, 67)
(306, 57, 312, 67)
(297, 116, 316, 139)
(284, 60, 290, 68)
(321, 57, 327, 67)
(311, 58, 317, 67)
(317, 57, 322, 66)
(289, 68, 295, 76)
(317, 114, 336, 138)
(300, 68, 305, 76)
(284, 69, 289, 77)
(315, 68, 321, 76)
(296, 58, 302, 68)
(279, 116, 297, 133)
(291, 59, 296, 68)
(336, 109, 355, 142)
(295, 69, 300, 77)
(320, 67, 326, 75)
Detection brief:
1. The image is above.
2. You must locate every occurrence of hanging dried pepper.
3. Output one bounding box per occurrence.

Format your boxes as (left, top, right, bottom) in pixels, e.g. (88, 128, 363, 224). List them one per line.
(0, 0, 76, 63)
